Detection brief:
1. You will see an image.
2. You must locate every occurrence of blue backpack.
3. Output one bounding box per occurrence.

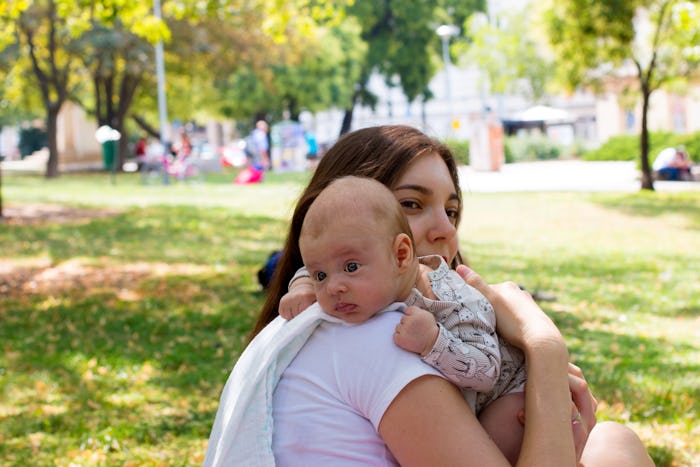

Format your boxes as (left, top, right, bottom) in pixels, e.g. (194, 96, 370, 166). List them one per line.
(257, 250, 282, 289)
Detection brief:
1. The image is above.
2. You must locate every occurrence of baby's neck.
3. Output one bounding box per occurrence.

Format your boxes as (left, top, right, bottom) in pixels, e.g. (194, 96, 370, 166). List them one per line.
(396, 262, 427, 302)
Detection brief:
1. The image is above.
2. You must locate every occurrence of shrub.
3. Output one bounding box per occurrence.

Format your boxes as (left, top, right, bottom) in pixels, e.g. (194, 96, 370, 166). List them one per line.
(675, 131, 700, 163)
(505, 134, 561, 162)
(445, 138, 470, 166)
(581, 131, 700, 163)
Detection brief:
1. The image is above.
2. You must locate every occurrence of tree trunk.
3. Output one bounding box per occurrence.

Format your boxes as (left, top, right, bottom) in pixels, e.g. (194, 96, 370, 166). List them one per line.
(340, 92, 360, 136)
(0, 156, 4, 219)
(132, 115, 160, 138)
(639, 87, 654, 191)
(45, 105, 60, 178)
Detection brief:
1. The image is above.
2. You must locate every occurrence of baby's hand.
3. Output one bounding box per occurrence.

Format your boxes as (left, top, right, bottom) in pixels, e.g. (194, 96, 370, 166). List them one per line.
(393, 306, 439, 356)
(279, 278, 316, 320)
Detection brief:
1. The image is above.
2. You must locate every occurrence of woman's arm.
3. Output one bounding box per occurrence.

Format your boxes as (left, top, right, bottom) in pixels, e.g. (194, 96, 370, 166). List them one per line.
(379, 343, 579, 467)
(459, 267, 580, 467)
(379, 374, 511, 467)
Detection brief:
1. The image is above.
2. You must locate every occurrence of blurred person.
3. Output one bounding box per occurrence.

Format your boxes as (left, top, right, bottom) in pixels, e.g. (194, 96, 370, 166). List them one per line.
(245, 120, 270, 170)
(653, 146, 693, 181)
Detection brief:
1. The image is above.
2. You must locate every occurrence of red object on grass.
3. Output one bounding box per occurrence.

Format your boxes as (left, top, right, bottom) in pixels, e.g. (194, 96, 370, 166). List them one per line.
(234, 166, 264, 184)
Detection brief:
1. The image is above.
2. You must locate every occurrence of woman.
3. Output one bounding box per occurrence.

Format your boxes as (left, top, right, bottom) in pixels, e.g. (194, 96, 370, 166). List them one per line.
(206, 125, 652, 466)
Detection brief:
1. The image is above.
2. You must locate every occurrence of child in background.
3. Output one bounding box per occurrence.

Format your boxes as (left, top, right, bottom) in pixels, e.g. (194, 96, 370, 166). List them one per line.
(298, 176, 528, 464)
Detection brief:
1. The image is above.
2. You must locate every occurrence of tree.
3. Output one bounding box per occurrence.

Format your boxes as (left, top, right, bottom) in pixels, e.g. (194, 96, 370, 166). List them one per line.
(0, 0, 167, 177)
(337, 0, 486, 135)
(1, 1, 84, 178)
(459, 7, 553, 104)
(77, 20, 159, 167)
(545, 0, 700, 190)
(1, 0, 336, 174)
(77, 1, 170, 166)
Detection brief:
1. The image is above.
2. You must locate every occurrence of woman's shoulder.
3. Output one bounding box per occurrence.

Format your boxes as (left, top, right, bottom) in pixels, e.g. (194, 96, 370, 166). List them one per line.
(318, 310, 404, 350)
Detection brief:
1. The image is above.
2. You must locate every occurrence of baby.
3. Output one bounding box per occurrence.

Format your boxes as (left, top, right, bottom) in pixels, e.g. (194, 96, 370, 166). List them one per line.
(298, 176, 527, 464)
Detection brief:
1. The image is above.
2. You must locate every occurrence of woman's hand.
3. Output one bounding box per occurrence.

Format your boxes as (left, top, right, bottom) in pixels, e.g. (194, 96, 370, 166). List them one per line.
(278, 278, 316, 320)
(568, 362, 597, 461)
(457, 265, 598, 462)
(455, 265, 564, 351)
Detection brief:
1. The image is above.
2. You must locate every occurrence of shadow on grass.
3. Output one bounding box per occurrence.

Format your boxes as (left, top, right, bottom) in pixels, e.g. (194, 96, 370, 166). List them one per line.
(548, 309, 700, 424)
(591, 192, 700, 230)
(1, 205, 288, 265)
(0, 270, 267, 463)
(476, 246, 699, 319)
(0, 206, 287, 463)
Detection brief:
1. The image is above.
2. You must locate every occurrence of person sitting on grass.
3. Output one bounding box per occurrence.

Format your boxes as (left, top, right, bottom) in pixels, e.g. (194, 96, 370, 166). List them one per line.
(297, 175, 528, 464)
(653, 146, 693, 181)
(205, 124, 653, 467)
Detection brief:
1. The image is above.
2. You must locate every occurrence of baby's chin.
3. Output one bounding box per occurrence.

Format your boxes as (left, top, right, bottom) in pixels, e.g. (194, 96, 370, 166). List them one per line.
(322, 305, 375, 324)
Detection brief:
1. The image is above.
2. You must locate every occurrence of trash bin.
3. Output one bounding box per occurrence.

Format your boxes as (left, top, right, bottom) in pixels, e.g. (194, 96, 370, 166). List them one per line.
(96, 125, 121, 171)
(102, 140, 116, 170)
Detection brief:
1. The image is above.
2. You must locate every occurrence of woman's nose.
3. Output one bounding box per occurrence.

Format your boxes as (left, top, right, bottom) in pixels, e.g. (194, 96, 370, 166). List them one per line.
(429, 211, 457, 241)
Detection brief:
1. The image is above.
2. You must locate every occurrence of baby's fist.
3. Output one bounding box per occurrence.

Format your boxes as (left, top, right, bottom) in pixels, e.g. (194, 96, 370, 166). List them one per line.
(393, 306, 438, 356)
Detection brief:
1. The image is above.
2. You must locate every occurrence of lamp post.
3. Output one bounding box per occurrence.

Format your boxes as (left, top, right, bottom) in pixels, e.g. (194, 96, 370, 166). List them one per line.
(154, 0, 169, 146)
(436, 24, 460, 136)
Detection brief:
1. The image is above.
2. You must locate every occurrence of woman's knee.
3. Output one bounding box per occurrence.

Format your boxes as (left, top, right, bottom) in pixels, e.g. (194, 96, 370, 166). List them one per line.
(580, 421, 653, 467)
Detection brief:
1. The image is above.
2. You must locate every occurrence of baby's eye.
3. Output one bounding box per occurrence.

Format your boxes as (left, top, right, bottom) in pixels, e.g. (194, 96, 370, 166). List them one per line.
(314, 271, 327, 281)
(344, 262, 359, 273)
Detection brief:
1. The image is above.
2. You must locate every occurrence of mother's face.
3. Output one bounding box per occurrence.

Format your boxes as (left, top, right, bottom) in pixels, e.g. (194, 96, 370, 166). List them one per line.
(391, 152, 460, 265)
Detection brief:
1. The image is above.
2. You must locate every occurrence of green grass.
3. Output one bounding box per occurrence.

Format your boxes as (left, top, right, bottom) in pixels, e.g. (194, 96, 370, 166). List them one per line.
(1, 169, 699, 466)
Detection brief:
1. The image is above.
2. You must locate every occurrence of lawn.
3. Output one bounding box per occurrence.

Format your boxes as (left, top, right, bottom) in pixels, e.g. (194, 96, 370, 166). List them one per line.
(1, 169, 698, 466)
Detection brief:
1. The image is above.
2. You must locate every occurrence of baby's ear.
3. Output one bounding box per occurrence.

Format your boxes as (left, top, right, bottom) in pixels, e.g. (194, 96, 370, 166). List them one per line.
(394, 233, 414, 272)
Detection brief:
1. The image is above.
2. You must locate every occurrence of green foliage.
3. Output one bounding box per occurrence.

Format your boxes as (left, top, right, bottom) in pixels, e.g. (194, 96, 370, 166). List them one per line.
(583, 131, 700, 163)
(344, 0, 484, 114)
(1, 171, 699, 465)
(459, 7, 553, 101)
(544, 1, 700, 188)
(504, 134, 561, 161)
(445, 138, 470, 165)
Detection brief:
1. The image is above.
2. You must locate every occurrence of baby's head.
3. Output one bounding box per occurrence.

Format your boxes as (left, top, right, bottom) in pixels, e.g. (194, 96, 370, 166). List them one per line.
(299, 176, 419, 323)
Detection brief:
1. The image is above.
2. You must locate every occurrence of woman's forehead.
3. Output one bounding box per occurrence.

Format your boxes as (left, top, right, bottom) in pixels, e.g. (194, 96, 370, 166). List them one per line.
(396, 153, 456, 190)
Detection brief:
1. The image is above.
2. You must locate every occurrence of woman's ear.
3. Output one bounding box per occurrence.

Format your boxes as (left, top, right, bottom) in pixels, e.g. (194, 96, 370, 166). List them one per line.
(394, 233, 415, 272)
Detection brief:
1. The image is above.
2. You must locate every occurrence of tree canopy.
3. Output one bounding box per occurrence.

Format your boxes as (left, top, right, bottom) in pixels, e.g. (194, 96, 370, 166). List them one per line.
(545, 0, 700, 190)
(460, 7, 553, 104)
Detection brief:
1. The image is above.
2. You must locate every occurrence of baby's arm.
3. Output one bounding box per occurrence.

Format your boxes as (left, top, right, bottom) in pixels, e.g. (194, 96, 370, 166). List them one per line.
(279, 267, 316, 320)
(419, 268, 502, 392)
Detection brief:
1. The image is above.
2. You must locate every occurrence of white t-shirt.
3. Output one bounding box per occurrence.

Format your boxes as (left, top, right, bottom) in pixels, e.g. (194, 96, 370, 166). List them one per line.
(272, 310, 444, 466)
(653, 147, 677, 170)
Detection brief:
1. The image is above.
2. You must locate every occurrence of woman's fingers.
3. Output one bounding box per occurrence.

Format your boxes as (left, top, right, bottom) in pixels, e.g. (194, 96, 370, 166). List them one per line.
(571, 402, 588, 462)
(569, 372, 596, 436)
(455, 265, 491, 296)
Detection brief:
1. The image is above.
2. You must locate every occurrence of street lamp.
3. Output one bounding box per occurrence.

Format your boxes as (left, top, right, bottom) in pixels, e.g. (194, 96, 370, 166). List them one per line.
(436, 24, 460, 136)
(153, 0, 169, 146)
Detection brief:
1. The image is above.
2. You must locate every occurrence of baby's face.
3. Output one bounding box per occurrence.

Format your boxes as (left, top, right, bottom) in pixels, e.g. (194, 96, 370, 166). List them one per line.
(300, 226, 402, 324)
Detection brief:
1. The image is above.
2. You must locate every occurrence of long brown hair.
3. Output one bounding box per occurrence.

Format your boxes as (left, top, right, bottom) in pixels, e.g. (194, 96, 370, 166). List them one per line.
(249, 125, 463, 340)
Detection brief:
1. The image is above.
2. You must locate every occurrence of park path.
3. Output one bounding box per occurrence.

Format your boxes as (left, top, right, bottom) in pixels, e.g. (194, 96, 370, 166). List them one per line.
(459, 160, 700, 193)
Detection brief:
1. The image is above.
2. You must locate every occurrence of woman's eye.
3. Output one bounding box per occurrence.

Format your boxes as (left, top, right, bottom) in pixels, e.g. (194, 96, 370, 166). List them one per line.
(315, 271, 327, 281)
(399, 200, 420, 210)
(446, 208, 459, 223)
(344, 262, 359, 273)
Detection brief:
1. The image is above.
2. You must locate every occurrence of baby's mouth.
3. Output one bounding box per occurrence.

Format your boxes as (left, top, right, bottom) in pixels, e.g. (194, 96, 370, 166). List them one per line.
(335, 302, 356, 314)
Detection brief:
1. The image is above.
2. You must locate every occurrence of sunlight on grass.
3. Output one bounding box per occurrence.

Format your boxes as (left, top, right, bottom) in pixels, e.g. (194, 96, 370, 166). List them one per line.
(1, 172, 699, 466)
